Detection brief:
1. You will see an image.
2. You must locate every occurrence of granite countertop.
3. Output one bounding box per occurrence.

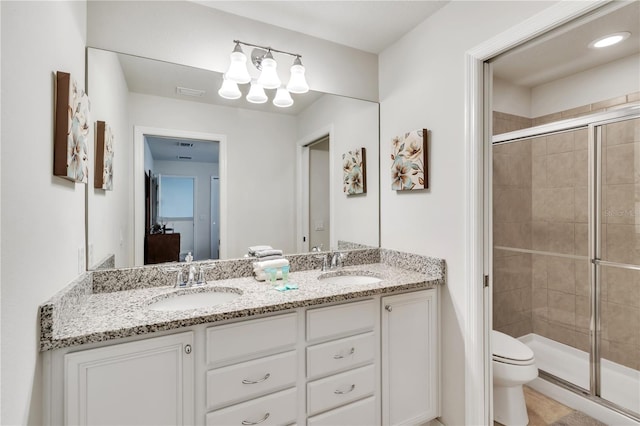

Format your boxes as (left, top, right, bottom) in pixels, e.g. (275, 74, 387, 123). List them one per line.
(41, 262, 441, 351)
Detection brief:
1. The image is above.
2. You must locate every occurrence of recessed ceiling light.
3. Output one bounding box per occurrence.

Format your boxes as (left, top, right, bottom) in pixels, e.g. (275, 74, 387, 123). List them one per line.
(589, 32, 631, 49)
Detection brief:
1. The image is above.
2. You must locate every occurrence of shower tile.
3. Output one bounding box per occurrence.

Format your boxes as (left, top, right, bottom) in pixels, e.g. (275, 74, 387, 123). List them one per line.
(561, 104, 591, 119)
(592, 95, 627, 112)
(574, 224, 588, 256)
(532, 221, 549, 252)
(575, 331, 590, 352)
(605, 267, 640, 308)
(496, 319, 533, 339)
(532, 155, 547, 188)
(493, 254, 531, 292)
(602, 339, 640, 370)
(493, 222, 532, 250)
(574, 128, 589, 151)
(628, 91, 640, 103)
(547, 222, 575, 254)
(532, 136, 547, 156)
(606, 143, 635, 185)
(532, 288, 548, 320)
(605, 302, 640, 346)
(548, 289, 576, 327)
(547, 131, 574, 154)
(493, 187, 531, 223)
(604, 183, 635, 224)
(547, 188, 575, 222)
(574, 149, 588, 185)
(604, 118, 640, 145)
(532, 255, 548, 289)
(574, 186, 589, 223)
(605, 224, 638, 264)
(547, 152, 575, 188)
(533, 113, 563, 127)
(547, 257, 575, 294)
(574, 260, 590, 297)
(546, 322, 576, 347)
(575, 295, 590, 333)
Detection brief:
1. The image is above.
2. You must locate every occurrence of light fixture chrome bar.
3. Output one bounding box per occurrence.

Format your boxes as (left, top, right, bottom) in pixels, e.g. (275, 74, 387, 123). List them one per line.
(233, 39, 302, 60)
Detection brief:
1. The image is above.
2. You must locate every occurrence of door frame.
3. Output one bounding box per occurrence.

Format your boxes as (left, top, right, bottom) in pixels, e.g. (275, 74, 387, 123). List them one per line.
(133, 126, 227, 265)
(464, 1, 609, 424)
(210, 176, 220, 260)
(296, 125, 335, 253)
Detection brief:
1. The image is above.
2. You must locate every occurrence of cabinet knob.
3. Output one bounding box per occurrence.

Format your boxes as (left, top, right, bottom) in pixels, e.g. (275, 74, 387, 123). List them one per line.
(184, 344, 192, 354)
(385, 305, 392, 312)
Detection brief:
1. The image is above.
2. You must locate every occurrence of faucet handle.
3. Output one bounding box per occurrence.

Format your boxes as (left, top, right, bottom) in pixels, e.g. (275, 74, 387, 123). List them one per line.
(314, 254, 329, 271)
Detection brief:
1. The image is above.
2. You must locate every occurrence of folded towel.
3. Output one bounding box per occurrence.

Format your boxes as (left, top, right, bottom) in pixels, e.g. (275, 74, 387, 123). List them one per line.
(253, 258, 289, 271)
(253, 254, 283, 261)
(248, 245, 272, 255)
(254, 249, 284, 258)
(254, 270, 284, 281)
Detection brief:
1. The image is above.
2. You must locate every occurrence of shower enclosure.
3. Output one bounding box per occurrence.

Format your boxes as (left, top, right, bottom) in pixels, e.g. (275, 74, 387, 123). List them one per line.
(492, 104, 640, 421)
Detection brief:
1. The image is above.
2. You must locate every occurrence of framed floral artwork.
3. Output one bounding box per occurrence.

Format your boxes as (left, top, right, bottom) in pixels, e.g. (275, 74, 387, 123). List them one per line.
(95, 121, 114, 190)
(342, 147, 367, 195)
(54, 71, 90, 183)
(391, 129, 428, 191)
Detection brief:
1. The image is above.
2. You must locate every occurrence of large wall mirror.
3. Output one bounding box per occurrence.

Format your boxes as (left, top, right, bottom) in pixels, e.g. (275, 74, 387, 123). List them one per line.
(86, 47, 380, 269)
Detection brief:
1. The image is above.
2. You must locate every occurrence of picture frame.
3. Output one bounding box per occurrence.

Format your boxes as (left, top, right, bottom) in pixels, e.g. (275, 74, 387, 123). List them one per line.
(391, 128, 428, 191)
(342, 147, 367, 195)
(95, 121, 114, 190)
(54, 71, 90, 183)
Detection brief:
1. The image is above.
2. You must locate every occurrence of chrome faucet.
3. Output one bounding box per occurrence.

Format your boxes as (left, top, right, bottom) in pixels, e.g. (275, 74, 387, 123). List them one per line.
(330, 251, 345, 269)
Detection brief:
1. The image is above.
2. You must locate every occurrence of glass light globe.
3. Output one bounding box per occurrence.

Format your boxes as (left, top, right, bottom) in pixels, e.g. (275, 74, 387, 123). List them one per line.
(257, 52, 281, 90)
(218, 77, 241, 100)
(273, 87, 293, 108)
(286, 57, 309, 94)
(246, 81, 268, 104)
(225, 44, 251, 84)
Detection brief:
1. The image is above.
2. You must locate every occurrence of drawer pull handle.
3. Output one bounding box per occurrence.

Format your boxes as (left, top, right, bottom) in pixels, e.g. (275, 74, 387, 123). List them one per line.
(333, 347, 355, 359)
(242, 373, 271, 384)
(241, 412, 270, 425)
(334, 384, 356, 395)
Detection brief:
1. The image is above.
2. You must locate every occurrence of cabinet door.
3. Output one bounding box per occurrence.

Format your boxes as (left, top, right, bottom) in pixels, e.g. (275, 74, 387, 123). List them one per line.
(381, 290, 438, 425)
(65, 332, 194, 426)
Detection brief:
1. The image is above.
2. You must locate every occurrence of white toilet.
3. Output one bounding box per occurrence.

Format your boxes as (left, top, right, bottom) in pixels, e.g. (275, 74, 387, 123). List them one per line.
(492, 330, 538, 425)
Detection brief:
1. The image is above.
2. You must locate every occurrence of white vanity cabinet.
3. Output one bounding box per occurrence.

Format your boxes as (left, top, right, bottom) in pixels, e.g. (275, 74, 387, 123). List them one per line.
(381, 289, 438, 425)
(47, 288, 439, 426)
(64, 331, 194, 426)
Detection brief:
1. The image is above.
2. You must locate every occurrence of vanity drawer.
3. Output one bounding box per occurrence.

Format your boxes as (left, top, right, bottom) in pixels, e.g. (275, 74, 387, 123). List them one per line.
(206, 313, 297, 367)
(206, 350, 297, 409)
(206, 387, 297, 426)
(306, 299, 375, 341)
(307, 396, 376, 426)
(307, 364, 375, 416)
(307, 332, 375, 379)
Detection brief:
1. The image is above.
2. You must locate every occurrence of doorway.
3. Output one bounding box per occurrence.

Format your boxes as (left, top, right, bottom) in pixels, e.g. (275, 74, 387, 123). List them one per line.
(308, 136, 330, 251)
(134, 126, 227, 265)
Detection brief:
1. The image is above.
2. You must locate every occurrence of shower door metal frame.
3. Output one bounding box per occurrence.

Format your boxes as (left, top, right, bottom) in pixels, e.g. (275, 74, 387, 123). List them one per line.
(492, 102, 640, 422)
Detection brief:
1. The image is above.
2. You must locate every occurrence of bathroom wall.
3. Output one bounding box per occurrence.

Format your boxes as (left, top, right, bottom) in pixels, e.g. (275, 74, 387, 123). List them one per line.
(86, 48, 132, 269)
(297, 94, 380, 249)
(378, 1, 557, 424)
(128, 92, 298, 259)
(1, 2, 87, 424)
(86, 1, 379, 102)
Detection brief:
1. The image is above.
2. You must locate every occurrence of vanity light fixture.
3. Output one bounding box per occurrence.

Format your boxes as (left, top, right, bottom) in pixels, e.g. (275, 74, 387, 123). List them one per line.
(220, 39, 309, 107)
(588, 31, 631, 49)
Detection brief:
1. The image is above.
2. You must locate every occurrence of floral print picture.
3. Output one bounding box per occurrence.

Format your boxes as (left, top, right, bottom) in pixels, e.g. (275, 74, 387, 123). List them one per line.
(342, 147, 367, 195)
(95, 121, 114, 190)
(391, 129, 428, 191)
(54, 72, 90, 183)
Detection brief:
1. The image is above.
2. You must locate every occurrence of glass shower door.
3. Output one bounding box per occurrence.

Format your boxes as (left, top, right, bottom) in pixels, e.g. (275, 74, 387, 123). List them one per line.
(596, 116, 640, 416)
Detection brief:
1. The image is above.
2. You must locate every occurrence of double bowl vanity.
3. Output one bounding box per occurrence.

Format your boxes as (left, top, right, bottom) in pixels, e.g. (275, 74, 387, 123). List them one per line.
(41, 249, 445, 425)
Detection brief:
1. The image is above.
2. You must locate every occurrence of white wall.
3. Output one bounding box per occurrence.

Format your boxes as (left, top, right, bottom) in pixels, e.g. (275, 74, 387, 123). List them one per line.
(129, 92, 298, 259)
(86, 48, 132, 268)
(153, 160, 219, 260)
(298, 95, 380, 249)
(87, 1, 378, 102)
(0, 2, 87, 424)
(531, 53, 640, 117)
(378, 2, 556, 424)
(493, 77, 532, 117)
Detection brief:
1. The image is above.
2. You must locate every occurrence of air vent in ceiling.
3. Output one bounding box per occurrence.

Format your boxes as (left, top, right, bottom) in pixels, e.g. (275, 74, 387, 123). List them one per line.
(177, 156, 192, 160)
(178, 142, 194, 148)
(176, 86, 206, 97)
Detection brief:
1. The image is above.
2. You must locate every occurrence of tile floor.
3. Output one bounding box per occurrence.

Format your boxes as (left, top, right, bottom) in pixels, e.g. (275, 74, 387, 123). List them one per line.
(495, 386, 608, 426)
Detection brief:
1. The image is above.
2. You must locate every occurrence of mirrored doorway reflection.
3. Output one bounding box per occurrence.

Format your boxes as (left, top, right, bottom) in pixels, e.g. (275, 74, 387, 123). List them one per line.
(144, 135, 219, 263)
(308, 136, 330, 252)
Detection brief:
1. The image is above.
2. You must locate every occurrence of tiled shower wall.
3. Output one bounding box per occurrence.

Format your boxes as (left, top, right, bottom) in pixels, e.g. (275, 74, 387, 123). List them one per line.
(492, 93, 640, 370)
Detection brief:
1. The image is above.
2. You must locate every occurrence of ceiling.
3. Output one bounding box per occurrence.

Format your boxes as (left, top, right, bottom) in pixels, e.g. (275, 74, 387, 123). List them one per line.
(493, 1, 640, 87)
(194, 1, 449, 54)
(146, 135, 219, 163)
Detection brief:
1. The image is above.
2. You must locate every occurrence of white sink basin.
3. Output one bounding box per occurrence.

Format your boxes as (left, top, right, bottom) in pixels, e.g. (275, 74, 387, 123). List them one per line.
(148, 289, 241, 311)
(318, 274, 382, 285)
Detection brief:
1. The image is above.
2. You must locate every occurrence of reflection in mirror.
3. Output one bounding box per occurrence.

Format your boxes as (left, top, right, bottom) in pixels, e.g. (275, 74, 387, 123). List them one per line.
(86, 48, 379, 269)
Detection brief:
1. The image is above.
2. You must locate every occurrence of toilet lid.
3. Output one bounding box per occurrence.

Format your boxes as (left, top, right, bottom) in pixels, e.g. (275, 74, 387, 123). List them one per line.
(492, 330, 534, 363)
